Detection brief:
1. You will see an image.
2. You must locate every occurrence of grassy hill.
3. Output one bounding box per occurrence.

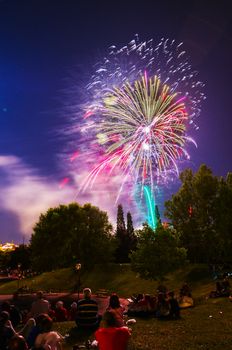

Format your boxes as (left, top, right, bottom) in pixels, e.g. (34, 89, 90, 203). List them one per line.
(0, 263, 215, 298)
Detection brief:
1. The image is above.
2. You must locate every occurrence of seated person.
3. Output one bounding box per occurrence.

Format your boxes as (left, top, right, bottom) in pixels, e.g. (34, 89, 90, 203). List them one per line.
(107, 294, 125, 327)
(167, 291, 180, 319)
(137, 294, 155, 315)
(221, 275, 231, 296)
(156, 293, 170, 319)
(0, 311, 16, 350)
(34, 315, 63, 350)
(95, 311, 131, 350)
(127, 294, 155, 317)
(30, 291, 50, 318)
(68, 302, 78, 321)
(130, 293, 143, 303)
(8, 335, 28, 350)
(26, 313, 49, 349)
(1, 301, 22, 327)
(76, 288, 100, 328)
(54, 301, 68, 322)
(179, 283, 192, 298)
(156, 285, 167, 294)
(209, 281, 223, 298)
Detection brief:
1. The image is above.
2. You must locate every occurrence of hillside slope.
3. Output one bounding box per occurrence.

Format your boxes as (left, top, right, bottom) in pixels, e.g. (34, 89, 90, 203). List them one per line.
(0, 263, 215, 298)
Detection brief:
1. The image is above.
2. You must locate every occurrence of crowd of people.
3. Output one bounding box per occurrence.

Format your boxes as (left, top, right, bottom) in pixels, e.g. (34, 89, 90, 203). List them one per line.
(209, 274, 231, 298)
(1, 277, 231, 350)
(127, 283, 193, 319)
(0, 288, 131, 350)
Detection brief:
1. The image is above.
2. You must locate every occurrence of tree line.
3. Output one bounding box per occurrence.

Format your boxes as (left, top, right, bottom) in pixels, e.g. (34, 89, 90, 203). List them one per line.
(1, 164, 232, 280)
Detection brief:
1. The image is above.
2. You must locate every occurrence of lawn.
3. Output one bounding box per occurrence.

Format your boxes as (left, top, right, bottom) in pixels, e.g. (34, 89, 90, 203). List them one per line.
(0, 263, 215, 299)
(54, 297, 232, 350)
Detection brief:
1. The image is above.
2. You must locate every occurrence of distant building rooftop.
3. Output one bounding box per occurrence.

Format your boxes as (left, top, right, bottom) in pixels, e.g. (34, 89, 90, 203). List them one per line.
(0, 242, 19, 252)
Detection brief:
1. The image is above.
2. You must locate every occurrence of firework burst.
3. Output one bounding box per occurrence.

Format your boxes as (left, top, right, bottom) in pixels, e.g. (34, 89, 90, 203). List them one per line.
(71, 36, 205, 224)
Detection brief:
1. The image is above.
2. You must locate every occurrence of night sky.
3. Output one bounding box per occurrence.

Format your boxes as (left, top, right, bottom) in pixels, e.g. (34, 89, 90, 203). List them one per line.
(0, 0, 232, 243)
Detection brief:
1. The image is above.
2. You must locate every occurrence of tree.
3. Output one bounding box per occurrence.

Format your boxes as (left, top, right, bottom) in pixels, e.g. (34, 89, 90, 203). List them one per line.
(213, 174, 232, 263)
(30, 202, 115, 271)
(115, 206, 137, 263)
(155, 205, 161, 225)
(130, 224, 186, 280)
(165, 164, 231, 264)
(8, 245, 31, 270)
(115, 204, 127, 262)
(126, 211, 137, 252)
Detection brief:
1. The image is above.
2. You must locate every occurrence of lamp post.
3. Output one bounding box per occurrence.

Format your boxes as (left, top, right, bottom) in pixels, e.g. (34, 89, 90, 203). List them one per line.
(75, 263, 82, 300)
(17, 263, 22, 290)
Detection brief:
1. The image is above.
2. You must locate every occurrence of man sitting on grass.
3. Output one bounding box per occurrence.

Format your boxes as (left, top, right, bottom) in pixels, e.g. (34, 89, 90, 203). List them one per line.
(30, 291, 50, 318)
(75, 288, 100, 328)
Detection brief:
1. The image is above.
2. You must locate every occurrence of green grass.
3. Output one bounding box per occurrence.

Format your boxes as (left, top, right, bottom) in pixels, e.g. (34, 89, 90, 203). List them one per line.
(54, 298, 232, 350)
(0, 263, 215, 299)
(0, 268, 76, 294)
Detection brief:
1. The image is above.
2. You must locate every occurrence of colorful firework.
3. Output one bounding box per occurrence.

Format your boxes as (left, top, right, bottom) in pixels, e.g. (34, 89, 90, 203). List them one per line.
(82, 73, 196, 193)
(144, 185, 157, 230)
(73, 36, 205, 226)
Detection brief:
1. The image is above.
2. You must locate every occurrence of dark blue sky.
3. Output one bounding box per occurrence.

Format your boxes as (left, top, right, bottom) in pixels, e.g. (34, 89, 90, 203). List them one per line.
(0, 0, 232, 242)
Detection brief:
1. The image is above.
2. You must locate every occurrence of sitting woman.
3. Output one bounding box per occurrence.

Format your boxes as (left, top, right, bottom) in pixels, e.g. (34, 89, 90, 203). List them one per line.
(107, 294, 125, 327)
(95, 311, 131, 350)
(156, 293, 170, 319)
(34, 315, 64, 350)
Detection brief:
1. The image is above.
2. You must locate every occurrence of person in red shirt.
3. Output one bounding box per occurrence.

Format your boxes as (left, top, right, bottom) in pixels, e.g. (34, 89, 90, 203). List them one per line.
(95, 311, 131, 350)
(54, 301, 68, 322)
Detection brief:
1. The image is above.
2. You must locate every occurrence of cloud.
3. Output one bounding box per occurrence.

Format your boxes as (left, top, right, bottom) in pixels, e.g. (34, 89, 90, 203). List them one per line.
(0, 155, 74, 239)
(0, 155, 141, 242)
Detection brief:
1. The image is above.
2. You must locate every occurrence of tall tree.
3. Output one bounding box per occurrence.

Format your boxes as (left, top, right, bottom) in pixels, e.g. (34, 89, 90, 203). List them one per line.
(130, 223, 186, 280)
(126, 211, 137, 252)
(116, 204, 126, 233)
(155, 205, 161, 224)
(213, 174, 232, 263)
(30, 202, 115, 271)
(115, 204, 128, 262)
(165, 164, 227, 263)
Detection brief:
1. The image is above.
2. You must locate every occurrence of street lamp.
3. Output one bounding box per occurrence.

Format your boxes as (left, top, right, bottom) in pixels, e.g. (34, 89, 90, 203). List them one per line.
(75, 263, 82, 300)
(17, 263, 22, 290)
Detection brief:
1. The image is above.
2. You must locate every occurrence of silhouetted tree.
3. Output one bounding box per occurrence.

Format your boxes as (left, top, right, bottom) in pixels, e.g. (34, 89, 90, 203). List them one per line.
(115, 204, 130, 262)
(155, 205, 161, 224)
(8, 245, 31, 270)
(165, 165, 232, 264)
(30, 203, 115, 271)
(130, 223, 186, 280)
(126, 211, 137, 252)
